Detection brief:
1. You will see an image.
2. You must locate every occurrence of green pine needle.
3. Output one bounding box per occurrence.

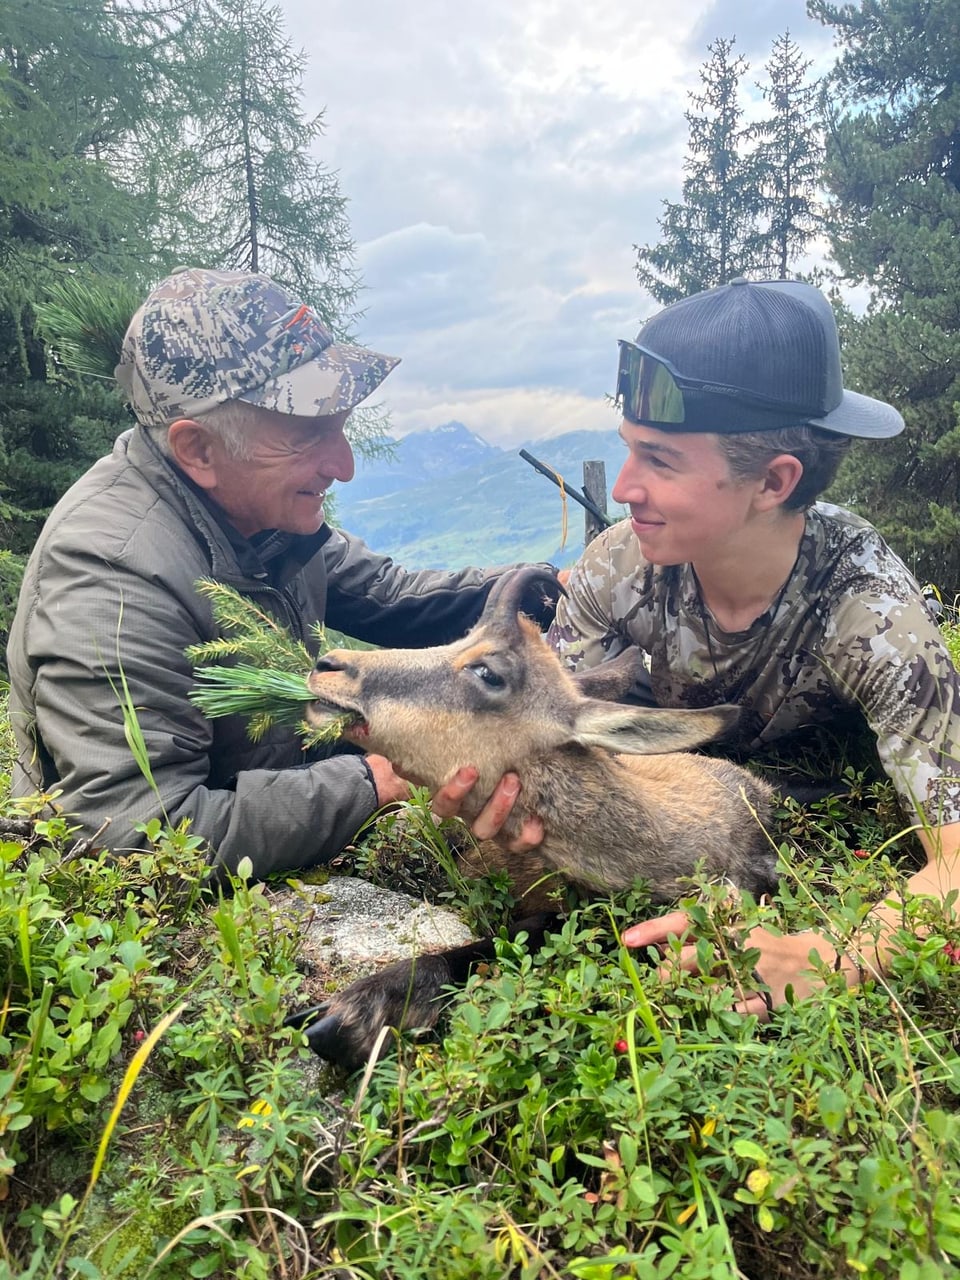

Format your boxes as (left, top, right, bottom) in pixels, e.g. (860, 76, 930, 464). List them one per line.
(189, 664, 316, 723)
(186, 579, 359, 747)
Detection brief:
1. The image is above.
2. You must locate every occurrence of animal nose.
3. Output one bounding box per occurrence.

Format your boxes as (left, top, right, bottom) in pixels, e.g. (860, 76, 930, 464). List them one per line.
(312, 654, 349, 675)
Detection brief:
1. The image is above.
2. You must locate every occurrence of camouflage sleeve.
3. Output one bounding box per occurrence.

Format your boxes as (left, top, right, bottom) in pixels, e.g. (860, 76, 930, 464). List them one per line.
(822, 590, 960, 828)
(547, 522, 647, 672)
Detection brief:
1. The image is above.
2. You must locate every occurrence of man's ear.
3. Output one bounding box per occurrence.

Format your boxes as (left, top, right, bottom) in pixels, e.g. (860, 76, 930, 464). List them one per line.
(167, 419, 219, 489)
(756, 453, 804, 511)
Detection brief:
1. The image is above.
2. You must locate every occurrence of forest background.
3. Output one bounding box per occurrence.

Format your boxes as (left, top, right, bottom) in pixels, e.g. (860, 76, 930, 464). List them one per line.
(2, 0, 960, 664)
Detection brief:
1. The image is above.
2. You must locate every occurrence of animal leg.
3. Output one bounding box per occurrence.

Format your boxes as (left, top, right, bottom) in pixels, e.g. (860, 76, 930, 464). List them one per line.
(287, 915, 556, 1072)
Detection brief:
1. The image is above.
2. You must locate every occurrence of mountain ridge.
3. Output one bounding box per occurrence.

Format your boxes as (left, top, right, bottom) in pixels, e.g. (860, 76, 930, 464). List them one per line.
(335, 420, 628, 569)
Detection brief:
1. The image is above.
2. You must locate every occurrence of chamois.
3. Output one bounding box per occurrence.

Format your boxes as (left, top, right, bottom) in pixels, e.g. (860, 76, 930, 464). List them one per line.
(291, 566, 776, 1069)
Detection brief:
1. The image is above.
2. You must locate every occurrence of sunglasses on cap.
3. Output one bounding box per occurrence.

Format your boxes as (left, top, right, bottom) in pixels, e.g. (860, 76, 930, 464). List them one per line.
(615, 340, 819, 434)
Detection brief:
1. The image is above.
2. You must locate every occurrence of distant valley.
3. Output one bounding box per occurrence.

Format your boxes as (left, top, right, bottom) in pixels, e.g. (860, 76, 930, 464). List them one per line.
(333, 421, 628, 570)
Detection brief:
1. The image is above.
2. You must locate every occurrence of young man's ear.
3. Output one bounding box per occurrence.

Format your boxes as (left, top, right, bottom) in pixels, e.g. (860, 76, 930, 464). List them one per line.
(167, 419, 220, 489)
(757, 453, 804, 510)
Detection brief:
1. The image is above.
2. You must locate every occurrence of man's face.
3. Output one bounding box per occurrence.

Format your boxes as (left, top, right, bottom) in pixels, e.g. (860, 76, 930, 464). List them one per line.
(203, 407, 355, 536)
(611, 418, 758, 566)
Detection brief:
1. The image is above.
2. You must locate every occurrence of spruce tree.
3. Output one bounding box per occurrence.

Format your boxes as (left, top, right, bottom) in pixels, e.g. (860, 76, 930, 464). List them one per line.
(810, 0, 960, 588)
(753, 32, 823, 280)
(635, 38, 763, 304)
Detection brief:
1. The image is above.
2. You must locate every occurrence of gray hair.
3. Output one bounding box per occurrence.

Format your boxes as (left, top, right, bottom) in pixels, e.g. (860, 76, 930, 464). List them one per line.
(717, 425, 852, 511)
(146, 399, 266, 460)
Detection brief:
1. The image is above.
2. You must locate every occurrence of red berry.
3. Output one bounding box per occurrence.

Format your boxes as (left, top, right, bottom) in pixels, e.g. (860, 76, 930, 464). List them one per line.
(614, 1038, 629, 1054)
(133, 1029, 146, 1043)
(853, 849, 871, 859)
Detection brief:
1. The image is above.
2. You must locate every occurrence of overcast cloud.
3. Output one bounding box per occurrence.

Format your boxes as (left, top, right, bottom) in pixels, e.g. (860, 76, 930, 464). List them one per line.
(278, 0, 835, 445)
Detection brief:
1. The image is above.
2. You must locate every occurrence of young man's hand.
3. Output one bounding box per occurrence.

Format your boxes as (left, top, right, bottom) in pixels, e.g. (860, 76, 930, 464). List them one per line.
(366, 757, 544, 849)
(431, 766, 545, 850)
(621, 912, 865, 1019)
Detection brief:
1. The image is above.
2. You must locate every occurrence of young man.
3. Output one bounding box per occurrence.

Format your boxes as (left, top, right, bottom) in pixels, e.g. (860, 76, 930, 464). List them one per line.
(548, 278, 960, 1013)
(7, 268, 550, 883)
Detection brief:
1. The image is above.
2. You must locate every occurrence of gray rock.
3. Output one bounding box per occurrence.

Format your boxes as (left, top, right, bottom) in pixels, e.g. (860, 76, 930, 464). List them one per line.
(276, 875, 473, 981)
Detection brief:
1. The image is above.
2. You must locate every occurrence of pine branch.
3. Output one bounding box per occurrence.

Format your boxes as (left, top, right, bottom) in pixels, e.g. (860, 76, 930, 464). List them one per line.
(186, 578, 352, 748)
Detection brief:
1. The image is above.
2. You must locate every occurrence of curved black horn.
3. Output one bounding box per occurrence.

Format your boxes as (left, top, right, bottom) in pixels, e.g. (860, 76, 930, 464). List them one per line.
(482, 566, 565, 628)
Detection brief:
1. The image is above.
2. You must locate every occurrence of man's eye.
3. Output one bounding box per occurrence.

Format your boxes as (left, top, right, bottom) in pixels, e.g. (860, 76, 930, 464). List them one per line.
(467, 663, 506, 689)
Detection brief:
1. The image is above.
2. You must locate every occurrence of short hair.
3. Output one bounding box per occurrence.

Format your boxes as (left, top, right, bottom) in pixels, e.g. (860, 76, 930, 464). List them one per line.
(145, 399, 266, 461)
(717, 425, 852, 511)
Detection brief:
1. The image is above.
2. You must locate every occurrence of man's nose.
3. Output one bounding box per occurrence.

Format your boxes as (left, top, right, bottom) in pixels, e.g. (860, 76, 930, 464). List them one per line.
(611, 456, 644, 505)
(322, 431, 355, 483)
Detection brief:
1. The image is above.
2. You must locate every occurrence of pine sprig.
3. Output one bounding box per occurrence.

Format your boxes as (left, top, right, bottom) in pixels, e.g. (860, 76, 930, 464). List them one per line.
(188, 664, 354, 745)
(186, 578, 353, 747)
(189, 664, 315, 724)
(186, 578, 316, 672)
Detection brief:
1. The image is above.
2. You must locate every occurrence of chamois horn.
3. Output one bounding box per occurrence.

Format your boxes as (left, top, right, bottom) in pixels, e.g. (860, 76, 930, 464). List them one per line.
(482, 566, 565, 630)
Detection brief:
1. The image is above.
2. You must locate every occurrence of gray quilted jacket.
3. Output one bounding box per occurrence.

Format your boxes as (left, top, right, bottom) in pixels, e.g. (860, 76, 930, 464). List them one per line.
(7, 428, 505, 881)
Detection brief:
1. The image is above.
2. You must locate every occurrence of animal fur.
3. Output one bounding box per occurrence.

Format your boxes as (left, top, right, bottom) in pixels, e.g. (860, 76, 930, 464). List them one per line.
(294, 567, 776, 1069)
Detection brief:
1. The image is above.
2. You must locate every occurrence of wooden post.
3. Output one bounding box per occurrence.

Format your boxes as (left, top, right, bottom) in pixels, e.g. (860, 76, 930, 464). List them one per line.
(582, 460, 607, 547)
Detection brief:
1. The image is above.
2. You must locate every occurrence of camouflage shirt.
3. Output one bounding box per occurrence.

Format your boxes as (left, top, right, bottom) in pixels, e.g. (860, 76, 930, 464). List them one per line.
(548, 503, 960, 828)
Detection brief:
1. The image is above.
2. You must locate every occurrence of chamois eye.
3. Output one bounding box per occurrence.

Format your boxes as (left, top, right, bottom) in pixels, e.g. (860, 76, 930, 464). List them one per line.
(466, 662, 506, 689)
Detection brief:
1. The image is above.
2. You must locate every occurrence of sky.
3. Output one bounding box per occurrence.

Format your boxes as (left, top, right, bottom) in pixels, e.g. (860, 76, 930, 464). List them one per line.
(279, 0, 839, 447)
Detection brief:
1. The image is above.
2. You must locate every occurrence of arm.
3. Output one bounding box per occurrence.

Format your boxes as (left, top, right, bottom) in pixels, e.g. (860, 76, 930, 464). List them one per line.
(14, 545, 381, 883)
(623, 586, 960, 1009)
(624, 822, 960, 1016)
(547, 523, 642, 671)
(323, 529, 559, 648)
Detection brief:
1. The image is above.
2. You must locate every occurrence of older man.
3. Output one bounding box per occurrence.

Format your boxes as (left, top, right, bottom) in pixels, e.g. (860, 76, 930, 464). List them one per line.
(7, 268, 550, 881)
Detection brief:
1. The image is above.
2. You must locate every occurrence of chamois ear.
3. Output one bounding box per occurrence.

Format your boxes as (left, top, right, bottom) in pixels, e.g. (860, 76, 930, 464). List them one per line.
(570, 702, 741, 756)
(569, 649, 647, 704)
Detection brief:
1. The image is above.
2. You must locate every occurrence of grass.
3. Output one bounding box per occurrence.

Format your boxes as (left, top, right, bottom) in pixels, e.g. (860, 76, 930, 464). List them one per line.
(2, 620, 960, 1277)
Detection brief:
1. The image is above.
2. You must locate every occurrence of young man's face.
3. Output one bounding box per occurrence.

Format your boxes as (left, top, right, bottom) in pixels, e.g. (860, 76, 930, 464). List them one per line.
(204, 407, 356, 536)
(611, 418, 760, 566)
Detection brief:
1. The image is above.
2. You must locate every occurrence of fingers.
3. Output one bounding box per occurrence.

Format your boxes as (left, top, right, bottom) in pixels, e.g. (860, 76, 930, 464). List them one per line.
(429, 768, 539, 845)
(503, 814, 545, 854)
(733, 994, 774, 1023)
(621, 911, 692, 950)
(470, 773, 521, 841)
(622, 914, 776, 1019)
(430, 766, 481, 819)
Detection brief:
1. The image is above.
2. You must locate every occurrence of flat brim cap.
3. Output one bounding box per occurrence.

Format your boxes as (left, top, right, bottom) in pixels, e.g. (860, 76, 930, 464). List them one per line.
(634, 278, 904, 439)
(115, 267, 399, 428)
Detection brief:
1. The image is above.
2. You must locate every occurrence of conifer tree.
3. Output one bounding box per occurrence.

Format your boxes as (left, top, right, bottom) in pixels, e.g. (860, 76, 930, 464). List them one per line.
(170, 0, 357, 327)
(810, 0, 960, 587)
(753, 32, 823, 280)
(635, 38, 763, 304)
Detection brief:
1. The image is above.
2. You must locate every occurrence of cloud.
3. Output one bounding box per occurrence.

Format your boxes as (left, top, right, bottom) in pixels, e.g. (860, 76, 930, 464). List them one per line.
(279, 0, 838, 445)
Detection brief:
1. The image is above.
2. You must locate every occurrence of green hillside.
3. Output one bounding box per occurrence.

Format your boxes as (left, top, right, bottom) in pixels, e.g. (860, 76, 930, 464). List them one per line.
(335, 424, 630, 568)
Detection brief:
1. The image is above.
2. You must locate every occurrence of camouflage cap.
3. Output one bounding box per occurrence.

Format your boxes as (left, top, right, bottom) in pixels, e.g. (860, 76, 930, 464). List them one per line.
(115, 267, 400, 428)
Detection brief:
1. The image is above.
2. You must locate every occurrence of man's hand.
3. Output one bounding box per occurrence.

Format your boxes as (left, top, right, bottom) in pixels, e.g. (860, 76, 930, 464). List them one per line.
(365, 754, 414, 806)
(621, 911, 865, 1020)
(366, 758, 545, 850)
(432, 766, 545, 851)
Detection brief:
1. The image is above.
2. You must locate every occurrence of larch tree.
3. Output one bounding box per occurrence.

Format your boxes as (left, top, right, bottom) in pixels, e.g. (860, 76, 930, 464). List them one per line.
(171, 0, 358, 327)
(0, 0, 190, 574)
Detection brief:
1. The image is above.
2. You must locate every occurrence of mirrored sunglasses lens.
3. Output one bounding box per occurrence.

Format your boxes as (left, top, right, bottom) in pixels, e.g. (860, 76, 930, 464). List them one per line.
(617, 344, 685, 425)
